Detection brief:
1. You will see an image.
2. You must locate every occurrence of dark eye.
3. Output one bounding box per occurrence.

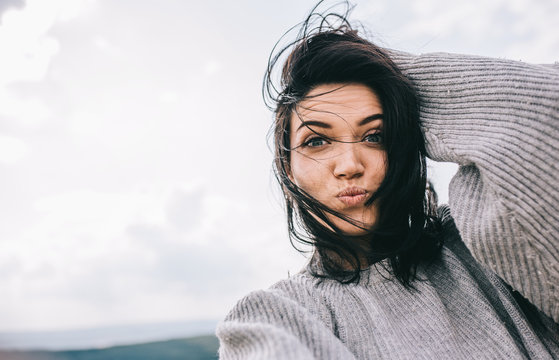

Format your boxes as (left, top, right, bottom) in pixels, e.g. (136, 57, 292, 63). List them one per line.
(363, 132, 383, 144)
(304, 137, 328, 147)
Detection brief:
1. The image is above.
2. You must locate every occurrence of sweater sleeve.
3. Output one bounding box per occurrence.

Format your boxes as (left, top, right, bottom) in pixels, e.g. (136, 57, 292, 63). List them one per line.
(391, 51, 559, 324)
(216, 289, 356, 360)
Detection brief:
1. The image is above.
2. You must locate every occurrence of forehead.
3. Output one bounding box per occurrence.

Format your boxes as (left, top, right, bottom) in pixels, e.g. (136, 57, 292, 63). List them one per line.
(294, 83, 382, 122)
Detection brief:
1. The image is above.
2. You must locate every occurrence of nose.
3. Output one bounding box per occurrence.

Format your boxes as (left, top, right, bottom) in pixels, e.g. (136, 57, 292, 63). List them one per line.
(332, 143, 365, 179)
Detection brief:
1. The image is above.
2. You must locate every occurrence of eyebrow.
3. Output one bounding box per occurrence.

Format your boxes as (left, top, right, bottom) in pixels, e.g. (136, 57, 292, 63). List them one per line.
(296, 113, 383, 132)
(296, 120, 331, 131)
(358, 113, 383, 126)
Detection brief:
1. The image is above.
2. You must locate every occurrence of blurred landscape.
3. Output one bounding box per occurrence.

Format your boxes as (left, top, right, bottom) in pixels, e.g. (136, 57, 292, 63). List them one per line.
(0, 320, 218, 351)
(0, 320, 218, 360)
(0, 335, 218, 360)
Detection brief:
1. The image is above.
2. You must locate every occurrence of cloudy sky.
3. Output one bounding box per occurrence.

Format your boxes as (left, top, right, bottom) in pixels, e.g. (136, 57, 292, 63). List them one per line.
(1, 0, 558, 332)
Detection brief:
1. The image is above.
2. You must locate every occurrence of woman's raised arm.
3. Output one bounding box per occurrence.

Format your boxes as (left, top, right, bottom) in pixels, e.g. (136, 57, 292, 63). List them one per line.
(392, 51, 559, 323)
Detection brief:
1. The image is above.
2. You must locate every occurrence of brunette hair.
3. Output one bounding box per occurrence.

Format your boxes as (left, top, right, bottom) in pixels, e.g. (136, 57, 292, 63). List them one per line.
(264, 1, 442, 286)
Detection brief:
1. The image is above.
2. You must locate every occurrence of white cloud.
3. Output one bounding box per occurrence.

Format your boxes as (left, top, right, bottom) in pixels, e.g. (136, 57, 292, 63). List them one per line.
(0, 134, 29, 163)
(0, 181, 300, 330)
(158, 91, 179, 104)
(427, 160, 458, 205)
(67, 112, 104, 137)
(0, 90, 51, 129)
(0, 3, 57, 86)
(55, 0, 96, 22)
(204, 60, 222, 75)
(355, 0, 559, 62)
(0, 0, 98, 154)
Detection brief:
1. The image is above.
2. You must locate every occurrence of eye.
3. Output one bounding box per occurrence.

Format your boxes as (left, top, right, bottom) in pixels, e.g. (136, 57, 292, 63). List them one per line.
(303, 136, 329, 148)
(363, 132, 383, 144)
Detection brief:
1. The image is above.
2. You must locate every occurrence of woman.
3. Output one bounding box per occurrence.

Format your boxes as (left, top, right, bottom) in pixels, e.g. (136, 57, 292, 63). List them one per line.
(217, 4, 559, 359)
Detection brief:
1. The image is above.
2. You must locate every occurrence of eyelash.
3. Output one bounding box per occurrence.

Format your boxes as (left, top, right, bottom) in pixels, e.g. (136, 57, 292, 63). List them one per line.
(302, 136, 330, 148)
(363, 132, 383, 144)
(300, 131, 383, 148)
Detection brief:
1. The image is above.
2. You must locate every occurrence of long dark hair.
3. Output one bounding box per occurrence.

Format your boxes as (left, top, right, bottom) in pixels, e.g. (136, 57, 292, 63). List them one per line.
(264, 1, 442, 286)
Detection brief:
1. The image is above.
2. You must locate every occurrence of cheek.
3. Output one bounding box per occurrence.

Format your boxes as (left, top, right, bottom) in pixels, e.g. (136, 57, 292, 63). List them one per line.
(289, 152, 327, 195)
(367, 152, 387, 182)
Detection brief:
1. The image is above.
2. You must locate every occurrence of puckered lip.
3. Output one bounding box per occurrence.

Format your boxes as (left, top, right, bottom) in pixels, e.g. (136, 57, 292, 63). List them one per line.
(336, 186, 367, 198)
(336, 186, 368, 207)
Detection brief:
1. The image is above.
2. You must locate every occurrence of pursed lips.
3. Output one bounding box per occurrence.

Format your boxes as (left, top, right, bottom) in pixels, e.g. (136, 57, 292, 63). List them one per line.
(336, 187, 368, 207)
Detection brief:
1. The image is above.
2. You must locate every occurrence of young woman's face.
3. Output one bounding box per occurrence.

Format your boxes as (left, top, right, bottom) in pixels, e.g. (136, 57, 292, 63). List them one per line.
(289, 83, 386, 235)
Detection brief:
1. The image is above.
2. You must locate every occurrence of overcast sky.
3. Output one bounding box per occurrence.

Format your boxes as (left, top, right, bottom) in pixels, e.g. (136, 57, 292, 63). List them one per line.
(1, 0, 558, 332)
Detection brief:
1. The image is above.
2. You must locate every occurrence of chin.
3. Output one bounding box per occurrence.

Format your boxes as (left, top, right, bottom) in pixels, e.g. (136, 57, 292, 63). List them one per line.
(331, 211, 376, 236)
(334, 220, 373, 236)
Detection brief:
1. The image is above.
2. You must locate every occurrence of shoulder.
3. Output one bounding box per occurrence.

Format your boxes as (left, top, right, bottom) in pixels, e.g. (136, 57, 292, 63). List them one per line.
(216, 271, 357, 359)
(221, 270, 327, 324)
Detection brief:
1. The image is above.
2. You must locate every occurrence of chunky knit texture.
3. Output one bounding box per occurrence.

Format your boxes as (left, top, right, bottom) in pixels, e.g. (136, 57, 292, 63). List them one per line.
(391, 52, 559, 326)
(217, 53, 559, 359)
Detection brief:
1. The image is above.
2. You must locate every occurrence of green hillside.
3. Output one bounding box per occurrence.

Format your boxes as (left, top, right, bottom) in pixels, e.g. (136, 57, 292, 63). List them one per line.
(0, 334, 219, 360)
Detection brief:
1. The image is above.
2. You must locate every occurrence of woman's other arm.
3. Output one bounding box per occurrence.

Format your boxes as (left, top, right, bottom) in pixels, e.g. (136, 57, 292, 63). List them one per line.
(216, 289, 356, 359)
(392, 51, 559, 323)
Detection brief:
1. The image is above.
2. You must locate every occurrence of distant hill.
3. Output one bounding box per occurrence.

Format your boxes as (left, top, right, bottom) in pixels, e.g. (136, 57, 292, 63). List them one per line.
(0, 335, 219, 360)
(0, 320, 219, 351)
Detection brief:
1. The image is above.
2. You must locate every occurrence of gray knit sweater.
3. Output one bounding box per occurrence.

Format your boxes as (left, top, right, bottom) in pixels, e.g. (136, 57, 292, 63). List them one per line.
(216, 52, 559, 359)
